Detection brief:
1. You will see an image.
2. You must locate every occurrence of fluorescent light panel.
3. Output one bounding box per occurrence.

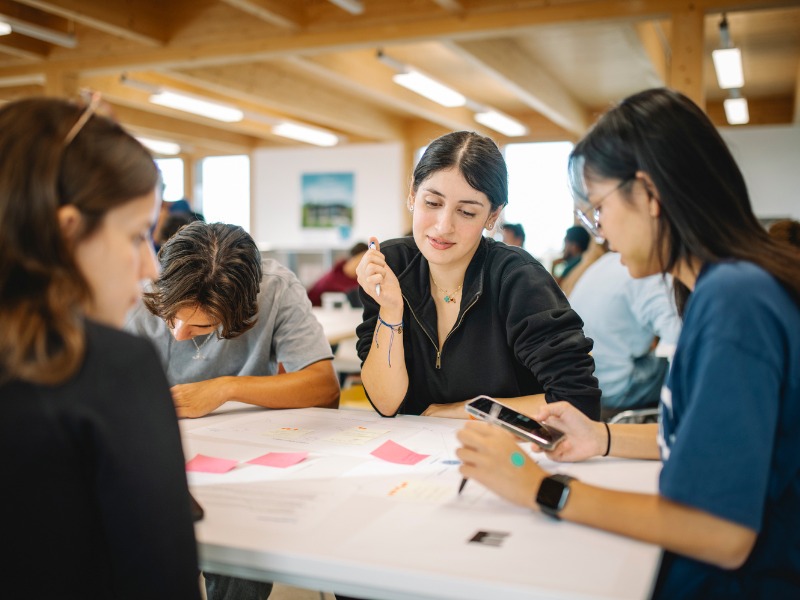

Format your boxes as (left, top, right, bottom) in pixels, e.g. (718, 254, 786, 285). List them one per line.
(474, 110, 528, 137)
(137, 136, 181, 156)
(712, 48, 744, 89)
(393, 71, 466, 108)
(0, 21, 11, 36)
(723, 97, 749, 125)
(272, 122, 339, 147)
(150, 91, 243, 123)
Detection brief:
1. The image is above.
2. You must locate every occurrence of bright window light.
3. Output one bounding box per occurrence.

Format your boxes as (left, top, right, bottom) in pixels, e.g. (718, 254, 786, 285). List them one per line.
(138, 137, 181, 156)
(0, 21, 11, 35)
(200, 155, 250, 231)
(393, 70, 466, 107)
(723, 97, 749, 125)
(150, 91, 243, 123)
(272, 122, 339, 147)
(155, 158, 185, 202)
(712, 48, 744, 89)
(503, 142, 575, 266)
(474, 110, 528, 137)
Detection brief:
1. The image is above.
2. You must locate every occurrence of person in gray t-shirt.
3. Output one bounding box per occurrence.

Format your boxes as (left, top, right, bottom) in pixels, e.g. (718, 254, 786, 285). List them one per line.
(126, 221, 340, 600)
(126, 221, 339, 419)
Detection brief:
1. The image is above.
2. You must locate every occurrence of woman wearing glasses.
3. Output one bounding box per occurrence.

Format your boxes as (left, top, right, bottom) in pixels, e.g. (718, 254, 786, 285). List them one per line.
(457, 88, 800, 597)
(355, 131, 600, 421)
(0, 97, 202, 599)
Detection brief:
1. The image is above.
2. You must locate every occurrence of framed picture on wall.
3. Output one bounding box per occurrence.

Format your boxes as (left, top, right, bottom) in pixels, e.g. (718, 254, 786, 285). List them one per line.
(301, 172, 354, 233)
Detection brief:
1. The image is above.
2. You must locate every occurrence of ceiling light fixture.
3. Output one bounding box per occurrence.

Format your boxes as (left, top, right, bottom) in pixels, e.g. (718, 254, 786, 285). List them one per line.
(0, 21, 11, 36)
(712, 15, 744, 89)
(393, 71, 467, 108)
(723, 96, 749, 125)
(474, 109, 528, 137)
(272, 122, 339, 147)
(712, 47, 744, 89)
(150, 91, 244, 123)
(137, 136, 181, 156)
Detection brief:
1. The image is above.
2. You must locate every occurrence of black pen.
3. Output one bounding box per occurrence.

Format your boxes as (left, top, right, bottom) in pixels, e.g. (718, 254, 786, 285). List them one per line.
(458, 401, 502, 495)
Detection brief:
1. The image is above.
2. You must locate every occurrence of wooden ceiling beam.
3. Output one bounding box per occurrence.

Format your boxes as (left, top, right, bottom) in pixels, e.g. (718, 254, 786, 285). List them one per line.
(14, 0, 168, 46)
(219, 0, 304, 30)
(0, 32, 50, 59)
(0, 0, 74, 47)
(3, 0, 798, 78)
(285, 51, 489, 134)
(450, 38, 589, 136)
(171, 62, 406, 141)
(706, 94, 794, 126)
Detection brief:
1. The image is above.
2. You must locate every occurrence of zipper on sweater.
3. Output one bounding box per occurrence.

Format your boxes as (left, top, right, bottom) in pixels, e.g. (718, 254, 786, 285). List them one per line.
(405, 293, 481, 370)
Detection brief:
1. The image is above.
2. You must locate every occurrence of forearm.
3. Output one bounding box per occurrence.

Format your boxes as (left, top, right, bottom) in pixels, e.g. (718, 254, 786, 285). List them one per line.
(494, 394, 546, 416)
(607, 423, 661, 459)
(561, 483, 756, 569)
(360, 311, 409, 416)
(223, 361, 340, 409)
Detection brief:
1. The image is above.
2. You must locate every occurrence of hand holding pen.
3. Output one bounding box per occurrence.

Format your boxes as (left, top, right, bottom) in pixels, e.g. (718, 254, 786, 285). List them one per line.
(458, 401, 502, 495)
(368, 241, 381, 297)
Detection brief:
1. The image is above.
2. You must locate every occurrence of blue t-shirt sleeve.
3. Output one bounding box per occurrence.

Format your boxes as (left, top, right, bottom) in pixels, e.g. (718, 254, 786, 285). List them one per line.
(659, 270, 784, 531)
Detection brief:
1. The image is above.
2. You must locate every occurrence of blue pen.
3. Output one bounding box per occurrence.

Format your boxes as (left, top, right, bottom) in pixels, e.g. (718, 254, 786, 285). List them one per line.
(368, 241, 381, 297)
(458, 401, 502, 495)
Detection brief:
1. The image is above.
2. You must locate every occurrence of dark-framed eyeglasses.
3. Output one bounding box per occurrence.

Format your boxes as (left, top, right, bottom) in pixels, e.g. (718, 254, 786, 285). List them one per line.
(572, 178, 633, 243)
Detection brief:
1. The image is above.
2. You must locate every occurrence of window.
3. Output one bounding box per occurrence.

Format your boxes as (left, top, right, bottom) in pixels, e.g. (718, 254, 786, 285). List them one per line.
(199, 155, 250, 231)
(155, 158, 185, 202)
(503, 142, 575, 265)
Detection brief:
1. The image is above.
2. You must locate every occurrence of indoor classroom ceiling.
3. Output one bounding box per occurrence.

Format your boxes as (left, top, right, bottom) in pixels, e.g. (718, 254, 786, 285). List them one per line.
(0, 0, 798, 156)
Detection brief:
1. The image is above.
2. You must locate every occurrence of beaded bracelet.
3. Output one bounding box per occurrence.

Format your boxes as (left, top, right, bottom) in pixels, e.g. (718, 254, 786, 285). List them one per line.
(374, 315, 403, 367)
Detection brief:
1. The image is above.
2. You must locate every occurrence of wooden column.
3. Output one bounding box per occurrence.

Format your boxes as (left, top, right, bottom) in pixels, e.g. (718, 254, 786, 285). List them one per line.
(669, 4, 706, 109)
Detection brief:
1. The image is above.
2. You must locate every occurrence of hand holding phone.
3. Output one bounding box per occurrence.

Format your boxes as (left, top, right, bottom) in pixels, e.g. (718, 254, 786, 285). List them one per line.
(465, 396, 565, 451)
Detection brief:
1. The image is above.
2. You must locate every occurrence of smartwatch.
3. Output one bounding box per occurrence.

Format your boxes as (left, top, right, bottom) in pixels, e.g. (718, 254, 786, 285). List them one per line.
(536, 474, 575, 519)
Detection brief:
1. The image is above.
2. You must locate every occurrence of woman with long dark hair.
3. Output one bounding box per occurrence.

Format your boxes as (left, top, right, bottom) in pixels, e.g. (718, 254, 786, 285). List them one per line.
(457, 88, 800, 598)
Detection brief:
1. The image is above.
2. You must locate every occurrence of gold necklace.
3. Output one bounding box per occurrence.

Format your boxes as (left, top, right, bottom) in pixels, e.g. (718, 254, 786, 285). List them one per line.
(430, 275, 463, 304)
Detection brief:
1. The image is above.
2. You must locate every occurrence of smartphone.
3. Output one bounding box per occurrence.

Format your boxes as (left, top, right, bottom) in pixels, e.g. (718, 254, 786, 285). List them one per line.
(465, 396, 565, 451)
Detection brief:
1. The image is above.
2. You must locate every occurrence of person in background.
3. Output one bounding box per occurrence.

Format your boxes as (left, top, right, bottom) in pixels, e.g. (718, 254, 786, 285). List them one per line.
(558, 237, 607, 297)
(154, 210, 202, 250)
(152, 197, 204, 253)
(551, 224, 590, 284)
(569, 251, 681, 421)
(355, 130, 600, 421)
(307, 241, 369, 307)
(501, 222, 525, 247)
(768, 218, 800, 248)
(126, 220, 339, 600)
(0, 97, 201, 599)
(457, 88, 800, 598)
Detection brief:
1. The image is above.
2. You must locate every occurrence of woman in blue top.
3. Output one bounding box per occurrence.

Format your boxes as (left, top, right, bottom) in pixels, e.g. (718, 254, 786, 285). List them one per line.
(456, 88, 800, 598)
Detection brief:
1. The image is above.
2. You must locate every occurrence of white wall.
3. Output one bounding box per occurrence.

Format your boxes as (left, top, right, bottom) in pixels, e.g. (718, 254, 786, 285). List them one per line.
(250, 126, 799, 257)
(251, 142, 407, 250)
(719, 125, 800, 220)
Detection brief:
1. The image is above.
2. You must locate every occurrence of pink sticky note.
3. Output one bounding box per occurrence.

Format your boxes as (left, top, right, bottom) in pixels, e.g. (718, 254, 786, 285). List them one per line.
(370, 440, 429, 465)
(186, 453, 238, 474)
(247, 451, 309, 468)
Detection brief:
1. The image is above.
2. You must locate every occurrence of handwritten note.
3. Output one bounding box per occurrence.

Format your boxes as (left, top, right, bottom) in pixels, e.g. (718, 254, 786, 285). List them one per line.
(186, 453, 238, 473)
(247, 451, 309, 468)
(370, 440, 429, 465)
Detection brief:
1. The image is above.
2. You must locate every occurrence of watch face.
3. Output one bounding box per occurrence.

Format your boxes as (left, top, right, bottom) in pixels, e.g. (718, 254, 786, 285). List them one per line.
(537, 477, 568, 510)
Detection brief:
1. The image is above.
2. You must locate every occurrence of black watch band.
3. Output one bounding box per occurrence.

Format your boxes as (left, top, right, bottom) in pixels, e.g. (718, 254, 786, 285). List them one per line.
(536, 474, 576, 519)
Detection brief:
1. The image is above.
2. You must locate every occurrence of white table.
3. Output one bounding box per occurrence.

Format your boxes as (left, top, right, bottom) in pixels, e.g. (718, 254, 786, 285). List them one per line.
(182, 405, 662, 600)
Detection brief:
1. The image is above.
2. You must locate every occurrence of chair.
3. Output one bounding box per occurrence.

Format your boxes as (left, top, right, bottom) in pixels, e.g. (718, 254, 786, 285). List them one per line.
(608, 407, 660, 425)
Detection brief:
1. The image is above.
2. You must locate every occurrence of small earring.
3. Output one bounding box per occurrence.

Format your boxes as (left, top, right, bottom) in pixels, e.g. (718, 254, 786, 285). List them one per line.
(408, 205, 414, 212)
(487, 221, 495, 230)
